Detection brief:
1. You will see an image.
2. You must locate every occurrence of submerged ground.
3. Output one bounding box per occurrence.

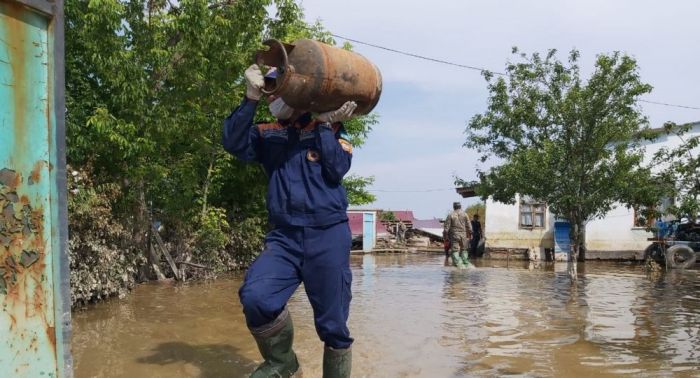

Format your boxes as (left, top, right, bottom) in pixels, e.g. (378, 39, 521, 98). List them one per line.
(72, 254, 699, 377)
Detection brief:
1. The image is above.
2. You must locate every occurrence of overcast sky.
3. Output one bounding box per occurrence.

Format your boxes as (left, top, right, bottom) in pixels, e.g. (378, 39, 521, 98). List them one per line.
(298, 0, 700, 219)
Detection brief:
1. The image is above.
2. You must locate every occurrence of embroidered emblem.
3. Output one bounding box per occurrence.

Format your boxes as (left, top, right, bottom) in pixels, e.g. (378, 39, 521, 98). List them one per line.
(307, 149, 320, 162)
(339, 139, 353, 153)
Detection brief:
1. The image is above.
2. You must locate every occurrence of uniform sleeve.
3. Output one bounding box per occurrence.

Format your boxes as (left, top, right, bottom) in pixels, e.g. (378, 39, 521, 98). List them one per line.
(316, 122, 353, 184)
(444, 214, 451, 235)
(222, 98, 261, 162)
(465, 213, 473, 233)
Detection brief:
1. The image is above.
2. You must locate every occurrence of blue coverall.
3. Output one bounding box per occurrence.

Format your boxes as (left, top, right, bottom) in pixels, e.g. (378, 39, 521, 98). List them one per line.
(222, 98, 354, 349)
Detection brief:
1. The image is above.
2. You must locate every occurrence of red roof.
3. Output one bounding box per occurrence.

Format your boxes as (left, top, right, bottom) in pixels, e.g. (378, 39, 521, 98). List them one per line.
(347, 212, 387, 236)
(348, 212, 364, 235)
(388, 210, 415, 222)
(348, 210, 442, 237)
(412, 218, 443, 229)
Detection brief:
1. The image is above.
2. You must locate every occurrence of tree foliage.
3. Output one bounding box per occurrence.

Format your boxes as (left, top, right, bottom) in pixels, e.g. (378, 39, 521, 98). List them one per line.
(65, 0, 377, 304)
(652, 122, 700, 219)
(465, 48, 655, 261)
(379, 211, 396, 222)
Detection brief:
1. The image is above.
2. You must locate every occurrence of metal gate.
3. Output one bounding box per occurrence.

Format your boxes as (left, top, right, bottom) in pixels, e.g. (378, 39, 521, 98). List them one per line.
(0, 0, 71, 376)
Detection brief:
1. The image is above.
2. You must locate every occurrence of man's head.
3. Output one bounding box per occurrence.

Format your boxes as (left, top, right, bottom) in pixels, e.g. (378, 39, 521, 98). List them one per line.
(453, 202, 461, 210)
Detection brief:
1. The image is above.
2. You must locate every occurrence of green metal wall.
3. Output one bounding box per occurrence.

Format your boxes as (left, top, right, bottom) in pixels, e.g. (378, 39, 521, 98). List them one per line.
(0, 0, 71, 377)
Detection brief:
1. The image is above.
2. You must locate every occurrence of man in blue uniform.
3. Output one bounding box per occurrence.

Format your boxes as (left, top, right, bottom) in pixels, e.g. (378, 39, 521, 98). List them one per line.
(223, 64, 357, 378)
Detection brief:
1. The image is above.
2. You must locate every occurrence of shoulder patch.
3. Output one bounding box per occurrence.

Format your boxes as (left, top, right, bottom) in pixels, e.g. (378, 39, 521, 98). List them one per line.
(339, 139, 353, 154)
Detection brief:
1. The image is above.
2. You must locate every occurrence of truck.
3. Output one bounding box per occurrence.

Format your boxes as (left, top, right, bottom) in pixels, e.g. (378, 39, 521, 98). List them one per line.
(644, 218, 700, 269)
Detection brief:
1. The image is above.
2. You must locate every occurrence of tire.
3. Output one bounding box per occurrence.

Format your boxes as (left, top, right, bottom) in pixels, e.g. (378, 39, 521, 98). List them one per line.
(643, 243, 665, 263)
(665, 244, 697, 269)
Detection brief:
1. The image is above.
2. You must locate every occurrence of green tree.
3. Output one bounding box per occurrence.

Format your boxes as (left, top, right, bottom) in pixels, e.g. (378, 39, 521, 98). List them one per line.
(652, 122, 700, 219)
(380, 211, 397, 222)
(465, 48, 656, 264)
(343, 174, 376, 205)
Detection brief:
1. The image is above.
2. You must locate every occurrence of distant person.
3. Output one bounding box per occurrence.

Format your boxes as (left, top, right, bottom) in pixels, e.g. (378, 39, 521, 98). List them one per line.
(443, 202, 472, 268)
(470, 214, 483, 258)
(397, 220, 407, 244)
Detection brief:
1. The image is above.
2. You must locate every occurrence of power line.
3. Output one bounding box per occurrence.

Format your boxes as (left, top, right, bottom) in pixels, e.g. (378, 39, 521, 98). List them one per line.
(639, 99, 700, 111)
(330, 33, 505, 76)
(329, 33, 700, 111)
(368, 188, 457, 193)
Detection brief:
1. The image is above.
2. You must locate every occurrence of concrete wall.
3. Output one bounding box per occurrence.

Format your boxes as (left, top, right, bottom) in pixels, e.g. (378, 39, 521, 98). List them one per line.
(484, 195, 555, 259)
(585, 206, 651, 259)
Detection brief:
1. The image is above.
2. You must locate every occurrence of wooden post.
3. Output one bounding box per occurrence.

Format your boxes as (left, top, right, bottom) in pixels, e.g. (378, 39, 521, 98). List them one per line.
(151, 225, 181, 281)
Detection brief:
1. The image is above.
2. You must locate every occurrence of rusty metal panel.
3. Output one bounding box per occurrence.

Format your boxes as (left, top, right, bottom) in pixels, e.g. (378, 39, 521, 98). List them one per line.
(0, 0, 71, 377)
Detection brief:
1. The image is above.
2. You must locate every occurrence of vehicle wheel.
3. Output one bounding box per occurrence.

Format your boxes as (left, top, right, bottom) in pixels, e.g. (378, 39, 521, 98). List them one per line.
(665, 245, 697, 269)
(643, 243, 665, 263)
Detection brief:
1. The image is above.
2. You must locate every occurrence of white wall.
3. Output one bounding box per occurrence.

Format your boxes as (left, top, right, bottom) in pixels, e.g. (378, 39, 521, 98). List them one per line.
(485, 194, 555, 252)
(585, 206, 652, 252)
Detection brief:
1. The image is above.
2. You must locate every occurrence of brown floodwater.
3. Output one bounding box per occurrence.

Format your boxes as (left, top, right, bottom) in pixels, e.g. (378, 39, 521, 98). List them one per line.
(71, 254, 700, 377)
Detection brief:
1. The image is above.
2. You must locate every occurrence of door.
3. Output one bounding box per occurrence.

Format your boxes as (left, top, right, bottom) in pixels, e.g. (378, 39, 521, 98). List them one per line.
(0, 1, 71, 376)
(363, 212, 375, 252)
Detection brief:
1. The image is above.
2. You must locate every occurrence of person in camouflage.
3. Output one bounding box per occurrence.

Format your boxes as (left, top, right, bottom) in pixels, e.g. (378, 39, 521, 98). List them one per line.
(443, 202, 473, 268)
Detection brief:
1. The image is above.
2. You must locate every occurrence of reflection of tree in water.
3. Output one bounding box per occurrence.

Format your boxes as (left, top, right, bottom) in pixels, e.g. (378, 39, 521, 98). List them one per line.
(137, 342, 256, 378)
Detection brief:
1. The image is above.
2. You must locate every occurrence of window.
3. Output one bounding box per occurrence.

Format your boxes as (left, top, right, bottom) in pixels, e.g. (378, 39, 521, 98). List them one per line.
(520, 201, 546, 228)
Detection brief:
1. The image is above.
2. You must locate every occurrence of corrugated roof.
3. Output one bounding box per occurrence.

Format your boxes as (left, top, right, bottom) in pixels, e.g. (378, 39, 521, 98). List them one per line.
(412, 218, 443, 229)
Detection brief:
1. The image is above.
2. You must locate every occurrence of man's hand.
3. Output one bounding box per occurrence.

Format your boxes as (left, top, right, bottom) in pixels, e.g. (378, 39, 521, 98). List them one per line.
(244, 64, 264, 101)
(317, 101, 358, 124)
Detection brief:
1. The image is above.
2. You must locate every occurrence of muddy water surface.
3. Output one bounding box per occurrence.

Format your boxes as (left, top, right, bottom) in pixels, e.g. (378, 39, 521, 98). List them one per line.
(72, 254, 700, 377)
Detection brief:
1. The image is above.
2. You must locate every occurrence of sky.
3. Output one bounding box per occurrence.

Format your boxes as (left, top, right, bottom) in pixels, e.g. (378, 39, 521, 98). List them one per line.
(297, 0, 700, 219)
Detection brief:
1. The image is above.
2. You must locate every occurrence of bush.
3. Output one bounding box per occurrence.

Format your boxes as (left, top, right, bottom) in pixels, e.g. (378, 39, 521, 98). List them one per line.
(67, 167, 144, 307)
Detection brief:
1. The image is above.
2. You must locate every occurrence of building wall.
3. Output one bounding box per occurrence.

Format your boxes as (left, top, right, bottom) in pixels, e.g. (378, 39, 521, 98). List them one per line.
(585, 206, 651, 257)
(484, 195, 555, 256)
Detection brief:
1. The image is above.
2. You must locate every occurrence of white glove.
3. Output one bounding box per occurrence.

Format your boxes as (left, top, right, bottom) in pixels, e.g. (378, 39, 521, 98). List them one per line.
(317, 101, 358, 124)
(244, 64, 264, 100)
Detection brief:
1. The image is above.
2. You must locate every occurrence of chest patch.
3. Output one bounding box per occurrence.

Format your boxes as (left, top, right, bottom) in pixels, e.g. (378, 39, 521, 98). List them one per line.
(307, 149, 320, 162)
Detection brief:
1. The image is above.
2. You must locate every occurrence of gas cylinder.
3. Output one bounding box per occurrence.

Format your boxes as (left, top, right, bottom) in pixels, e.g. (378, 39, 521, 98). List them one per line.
(255, 39, 382, 115)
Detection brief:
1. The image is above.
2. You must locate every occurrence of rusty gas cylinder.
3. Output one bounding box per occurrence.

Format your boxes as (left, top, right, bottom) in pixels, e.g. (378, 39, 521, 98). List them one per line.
(256, 39, 382, 115)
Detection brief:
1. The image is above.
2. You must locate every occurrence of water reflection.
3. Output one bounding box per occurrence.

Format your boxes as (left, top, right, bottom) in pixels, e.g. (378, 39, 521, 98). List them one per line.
(72, 254, 700, 377)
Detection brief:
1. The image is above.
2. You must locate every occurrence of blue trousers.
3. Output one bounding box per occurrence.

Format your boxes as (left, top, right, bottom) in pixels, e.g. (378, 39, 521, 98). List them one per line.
(239, 221, 353, 349)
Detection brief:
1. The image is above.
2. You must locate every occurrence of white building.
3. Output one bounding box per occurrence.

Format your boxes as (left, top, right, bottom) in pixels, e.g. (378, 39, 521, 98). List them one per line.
(461, 122, 700, 260)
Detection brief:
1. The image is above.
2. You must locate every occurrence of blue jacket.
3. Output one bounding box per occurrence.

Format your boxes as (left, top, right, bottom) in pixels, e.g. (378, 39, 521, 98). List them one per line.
(222, 98, 352, 227)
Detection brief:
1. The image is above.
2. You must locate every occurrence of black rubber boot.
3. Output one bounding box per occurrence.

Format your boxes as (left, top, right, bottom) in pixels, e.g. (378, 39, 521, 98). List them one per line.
(322, 346, 351, 378)
(249, 308, 300, 377)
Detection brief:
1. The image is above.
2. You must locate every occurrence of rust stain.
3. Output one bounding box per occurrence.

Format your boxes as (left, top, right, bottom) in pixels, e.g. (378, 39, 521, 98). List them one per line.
(0, 168, 22, 189)
(46, 326, 56, 349)
(4, 2, 29, 162)
(28, 161, 45, 186)
(1, 166, 48, 325)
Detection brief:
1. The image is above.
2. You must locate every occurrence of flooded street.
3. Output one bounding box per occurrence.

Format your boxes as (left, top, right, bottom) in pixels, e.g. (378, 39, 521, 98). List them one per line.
(72, 254, 700, 377)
